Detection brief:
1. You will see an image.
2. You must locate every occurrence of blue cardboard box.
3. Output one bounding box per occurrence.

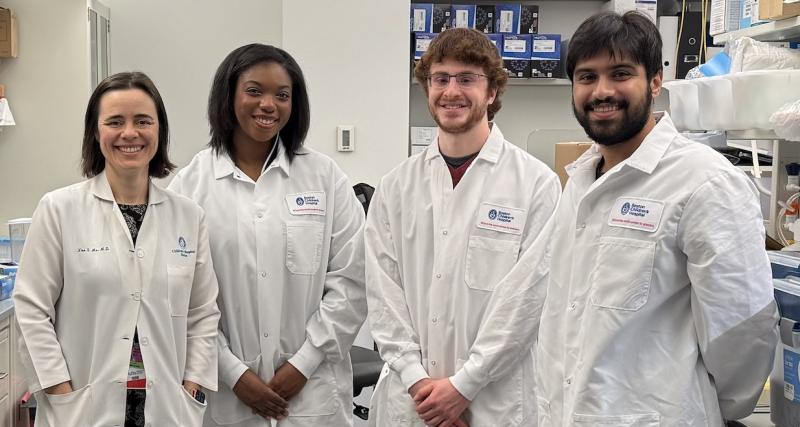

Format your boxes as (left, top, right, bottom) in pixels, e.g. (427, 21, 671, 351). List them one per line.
(452, 5, 476, 29)
(411, 3, 433, 33)
(486, 34, 502, 53)
(531, 34, 563, 78)
(502, 34, 532, 78)
(495, 4, 521, 34)
(476, 5, 494, 33)
(415, 33, 436, 60)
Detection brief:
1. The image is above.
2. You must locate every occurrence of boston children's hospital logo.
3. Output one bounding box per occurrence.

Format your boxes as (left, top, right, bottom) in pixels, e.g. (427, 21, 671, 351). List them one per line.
(488, 209, 498, 220)
(620, 202, 649, 217)
(172, 236, 195, 258)
(295, 197, 305, 206)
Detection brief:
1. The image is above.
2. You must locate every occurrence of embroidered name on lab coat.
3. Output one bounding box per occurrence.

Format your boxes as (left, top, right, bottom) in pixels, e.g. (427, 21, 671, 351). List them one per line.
(607, 197, 665, 233)
(476, 203, 525, 235)
(286, 191, 327, 216)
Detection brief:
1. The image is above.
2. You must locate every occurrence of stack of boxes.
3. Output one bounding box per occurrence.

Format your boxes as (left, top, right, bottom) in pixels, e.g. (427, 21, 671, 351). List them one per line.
(411, 3, 564, 79)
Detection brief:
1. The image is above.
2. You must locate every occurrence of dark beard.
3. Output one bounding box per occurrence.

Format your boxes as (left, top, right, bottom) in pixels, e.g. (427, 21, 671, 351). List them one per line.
(573, 91, 652, 146)
(431, 103, 488, 134)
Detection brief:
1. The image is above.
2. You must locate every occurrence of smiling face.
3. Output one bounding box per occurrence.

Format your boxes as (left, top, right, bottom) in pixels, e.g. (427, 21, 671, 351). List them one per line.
(571, 53, 661, 146)
(96, 88, 159, 177)
(427, 58, 496, 135)
(232, 61, 292, 148)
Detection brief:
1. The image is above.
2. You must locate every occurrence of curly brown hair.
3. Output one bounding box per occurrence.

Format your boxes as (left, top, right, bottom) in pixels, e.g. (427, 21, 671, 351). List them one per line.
(414, 28, 508, 120)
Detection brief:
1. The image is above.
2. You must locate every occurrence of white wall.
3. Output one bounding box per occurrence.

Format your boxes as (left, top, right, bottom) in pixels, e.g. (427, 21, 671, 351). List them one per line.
(0, 0, 90, 232)
(108, 0, 283, 176)
(282, 1, 410, 187)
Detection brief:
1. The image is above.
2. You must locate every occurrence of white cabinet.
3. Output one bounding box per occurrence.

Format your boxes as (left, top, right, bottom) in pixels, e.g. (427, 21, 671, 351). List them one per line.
(0, 308, 28, 427)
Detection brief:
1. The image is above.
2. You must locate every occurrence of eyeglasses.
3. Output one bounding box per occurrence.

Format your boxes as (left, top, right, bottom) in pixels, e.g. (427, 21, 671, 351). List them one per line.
(427, 72, 488, 89)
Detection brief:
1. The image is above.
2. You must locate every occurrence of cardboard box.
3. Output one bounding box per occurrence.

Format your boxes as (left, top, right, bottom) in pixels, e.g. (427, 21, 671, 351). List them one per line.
(759, 0, 800, 20)
(476, 5, 495, 33)
(0, 8, 17, 58)
(486, 34, 503, 53)
(452, 5, 476, 29)
(502, 34, 532, 78)
(555, 142, 593, 187)
(414, 33, 436, 60)
(741, 0, 769, 28)
(531, 34, 563, 78)
(432, 3, 453, 32)
(710, 0, 742, 36)
(411, 4, 433, 33)
(495, 4, 521, 34)
(520, 5, 539, 34)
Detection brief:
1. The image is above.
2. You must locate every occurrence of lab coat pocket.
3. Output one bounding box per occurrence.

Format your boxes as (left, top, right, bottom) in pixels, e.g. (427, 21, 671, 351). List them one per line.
(589, 237, 655, 311)
(280, 353, 337, 417)
(285, 222, 324, 275)
(572, 412, 660, 426)
(465, 236, 520, 291)
(167, 265, 194, 317)
(43, 384, 93, 427)
(180, 385, 208, 426)
(210, 355, 262, 424)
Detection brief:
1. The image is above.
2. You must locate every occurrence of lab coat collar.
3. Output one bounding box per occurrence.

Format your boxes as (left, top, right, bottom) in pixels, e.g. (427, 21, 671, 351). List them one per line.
(212, 136, 303, 180)
(424, 122, 504, 164)
(88, 170, 168, 205)
(565, 111, 675, 177)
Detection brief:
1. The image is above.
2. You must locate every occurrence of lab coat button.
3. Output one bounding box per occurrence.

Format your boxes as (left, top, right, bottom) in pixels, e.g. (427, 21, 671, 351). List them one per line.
(263, 333, 269, 338)
(141, 337, 149, 346)
(260, 271, 267, 278)
(431, 360, 437, 366)
(136, 249, 145, 258)
(132, 291, 141, 301)
(565, 378, 572, 385)
(577, 223, 586, 230)
(256, 212, 264, 219)
(432, 315, 438, 323)
(569, 302, 577, 310)
(147, 380, 154, 389)
(442, 230, 448, 236)
(436, 273, 442, 279)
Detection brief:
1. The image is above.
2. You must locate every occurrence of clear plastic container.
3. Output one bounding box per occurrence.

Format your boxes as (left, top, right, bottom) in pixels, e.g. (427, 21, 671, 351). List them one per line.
(725, 70, 800, 130)
(0, 237, 10, 263)
(663, 79, 701, 131)
(8, 218, 31, 265)
(694, 76, 735, 131)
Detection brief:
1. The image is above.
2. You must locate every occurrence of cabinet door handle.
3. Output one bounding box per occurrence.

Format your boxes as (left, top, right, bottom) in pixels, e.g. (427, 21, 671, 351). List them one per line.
(0, 372, 7, 379)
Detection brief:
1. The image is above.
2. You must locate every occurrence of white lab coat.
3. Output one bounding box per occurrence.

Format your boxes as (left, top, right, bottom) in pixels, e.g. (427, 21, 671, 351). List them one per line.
(168, 144, 367, 427)
(13, 171, 220, 427)
(365, 124, 560, 427)
(536, 113, 779, 427)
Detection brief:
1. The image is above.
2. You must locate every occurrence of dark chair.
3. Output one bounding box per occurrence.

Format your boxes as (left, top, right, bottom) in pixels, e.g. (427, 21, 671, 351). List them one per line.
(350, 183, 383, 420)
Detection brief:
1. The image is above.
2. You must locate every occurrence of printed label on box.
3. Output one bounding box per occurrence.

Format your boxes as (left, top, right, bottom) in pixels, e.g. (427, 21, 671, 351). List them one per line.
(413, 9, 427, 31)
(533, 39, 556, 53)
(416, 38, 433, 52)
(504, 39, 528, 53)
(499, 10, 514, 32)
(785, 348, 800, 402)
(456, 10, 469, 28)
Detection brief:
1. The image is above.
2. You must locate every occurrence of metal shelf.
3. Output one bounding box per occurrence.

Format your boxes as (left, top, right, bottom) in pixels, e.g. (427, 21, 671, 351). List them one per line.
(736, 165, 773, 173)
(726, 129, 780, 140)
(713, 16, 800, 44)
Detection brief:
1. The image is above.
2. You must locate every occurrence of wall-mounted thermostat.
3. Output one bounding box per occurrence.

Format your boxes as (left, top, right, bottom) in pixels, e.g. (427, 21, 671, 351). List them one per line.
(337, 125, 355, 152)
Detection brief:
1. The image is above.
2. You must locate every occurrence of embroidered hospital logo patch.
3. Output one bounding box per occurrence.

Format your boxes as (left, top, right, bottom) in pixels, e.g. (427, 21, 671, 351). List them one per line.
(172, 236, 195, 257)
(286, 192, 327, 216)
(179, 237, 187, 249)
(476, 203, 525, 235)
(608, 197, 664, 233)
